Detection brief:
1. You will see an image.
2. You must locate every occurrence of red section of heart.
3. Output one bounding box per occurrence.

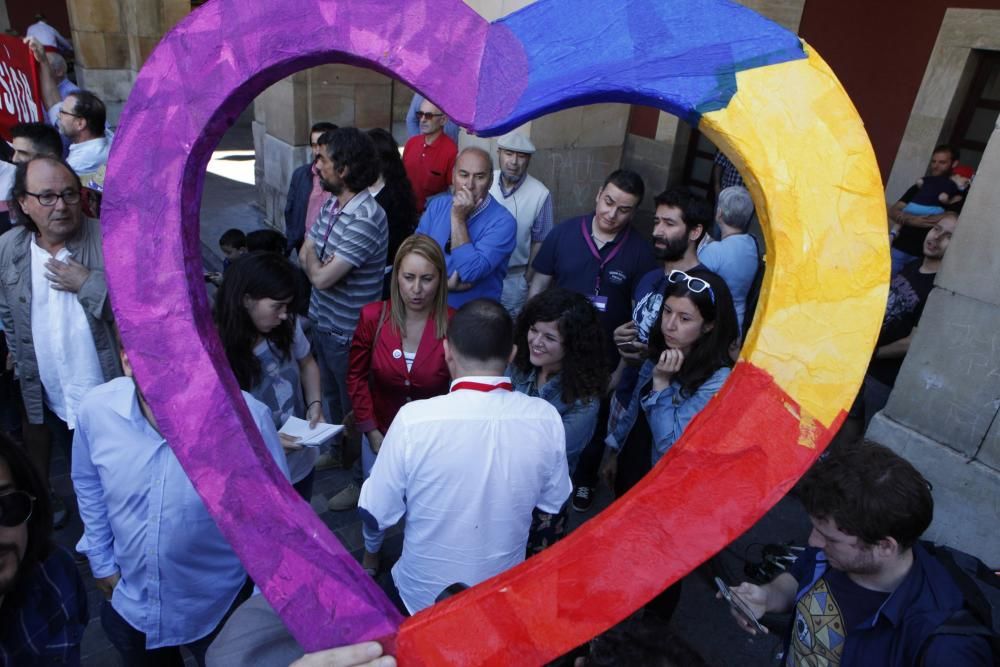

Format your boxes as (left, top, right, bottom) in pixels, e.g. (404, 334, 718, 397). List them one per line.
(395, 361, 843, 665)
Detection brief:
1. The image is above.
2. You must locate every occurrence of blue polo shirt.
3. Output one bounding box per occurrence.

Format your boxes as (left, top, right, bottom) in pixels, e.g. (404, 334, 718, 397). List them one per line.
(532, 215, 656, 362)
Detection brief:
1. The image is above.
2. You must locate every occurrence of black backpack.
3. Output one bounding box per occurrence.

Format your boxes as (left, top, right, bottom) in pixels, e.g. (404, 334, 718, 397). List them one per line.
(740, 233, 765, 336)
(919, 542, 1000, 663)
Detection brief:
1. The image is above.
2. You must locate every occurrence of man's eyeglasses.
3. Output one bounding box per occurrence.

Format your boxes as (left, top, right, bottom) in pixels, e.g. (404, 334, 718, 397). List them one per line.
(667, 269, 715, 303)
(0, 491, 35, 527)
(414, 111, 443, 120)
(24, 190, 82, 207)
(58, 108, 82, 118)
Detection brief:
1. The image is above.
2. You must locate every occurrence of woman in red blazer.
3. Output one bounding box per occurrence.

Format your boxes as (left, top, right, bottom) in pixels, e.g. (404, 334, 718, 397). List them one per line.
(348, 233, 453, 465)
(348, 235, 453, 575)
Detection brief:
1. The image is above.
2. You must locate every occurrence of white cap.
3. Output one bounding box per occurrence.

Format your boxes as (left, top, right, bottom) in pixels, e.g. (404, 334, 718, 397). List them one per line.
(496, 132, 535, 154)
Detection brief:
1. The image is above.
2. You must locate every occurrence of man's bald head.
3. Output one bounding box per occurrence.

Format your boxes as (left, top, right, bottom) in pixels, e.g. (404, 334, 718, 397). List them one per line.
(454, 147, 493, 204)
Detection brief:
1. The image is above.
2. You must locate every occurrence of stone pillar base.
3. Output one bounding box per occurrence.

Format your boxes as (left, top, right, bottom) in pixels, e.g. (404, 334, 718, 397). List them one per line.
(867, 412, 1000, 565)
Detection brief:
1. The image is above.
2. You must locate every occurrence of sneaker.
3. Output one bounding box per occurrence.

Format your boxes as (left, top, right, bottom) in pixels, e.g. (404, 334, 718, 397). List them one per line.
(571, 486, 593, 513)
(327, 482, 360, 511)
(314, 450, 342, 471)
(51, 492, 69, 529)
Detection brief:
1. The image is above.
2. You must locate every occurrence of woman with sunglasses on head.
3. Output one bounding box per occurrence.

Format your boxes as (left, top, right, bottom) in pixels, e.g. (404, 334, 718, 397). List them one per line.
(601, 268, 738, 497)
(214, 252, 324, 501)
(347, 234, 453, 575)
(509, 288, 609, 555)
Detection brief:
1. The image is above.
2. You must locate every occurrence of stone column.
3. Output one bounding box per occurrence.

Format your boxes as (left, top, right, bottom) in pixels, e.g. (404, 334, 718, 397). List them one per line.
(64, 0, 188, 123)
(867, 118, 1000, 563)
(252, 65, 397, 230)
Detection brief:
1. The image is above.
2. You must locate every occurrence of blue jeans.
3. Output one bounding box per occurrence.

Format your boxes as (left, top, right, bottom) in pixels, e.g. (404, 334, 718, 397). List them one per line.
(311, 327, 363, 486)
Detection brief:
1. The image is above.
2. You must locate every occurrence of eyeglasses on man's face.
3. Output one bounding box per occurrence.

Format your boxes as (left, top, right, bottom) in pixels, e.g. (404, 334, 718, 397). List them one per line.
(24, 189, 82, 207)
(415, 111, 443, 120)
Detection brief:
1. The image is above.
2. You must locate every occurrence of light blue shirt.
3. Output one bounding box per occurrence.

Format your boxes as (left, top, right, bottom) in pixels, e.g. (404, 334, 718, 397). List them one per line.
(698, 233, 759, 330)
(606, 361, 731, 466)
(72, 377, 289, 648)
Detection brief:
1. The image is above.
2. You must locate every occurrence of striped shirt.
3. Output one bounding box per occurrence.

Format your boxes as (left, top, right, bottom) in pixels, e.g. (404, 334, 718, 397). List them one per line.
(307, 190, 388, 334)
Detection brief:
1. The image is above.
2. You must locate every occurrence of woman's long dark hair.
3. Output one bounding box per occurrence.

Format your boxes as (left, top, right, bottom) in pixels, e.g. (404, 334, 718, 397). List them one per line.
(0, 432, 53, 607)
(367, 128, 418, 262)
(513, 288, 608, 404)
(647, 268, 737, 398)
(214, 252, 297, 390)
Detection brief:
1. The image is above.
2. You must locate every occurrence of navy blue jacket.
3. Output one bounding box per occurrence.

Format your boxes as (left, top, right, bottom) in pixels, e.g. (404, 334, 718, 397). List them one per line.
(284, 163, 314, 252)
(788, 544, 993, 665)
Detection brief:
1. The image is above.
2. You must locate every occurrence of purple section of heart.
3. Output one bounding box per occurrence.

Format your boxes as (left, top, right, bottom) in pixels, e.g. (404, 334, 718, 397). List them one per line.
(101, 0, 525, 651)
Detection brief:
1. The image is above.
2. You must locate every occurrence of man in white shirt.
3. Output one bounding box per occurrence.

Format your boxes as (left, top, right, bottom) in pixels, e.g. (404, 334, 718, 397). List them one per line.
(488, 132, 554, 317)
(57, 91, 111, 183)
(358, 299, 571, 614)
(0, 157, 120, 527)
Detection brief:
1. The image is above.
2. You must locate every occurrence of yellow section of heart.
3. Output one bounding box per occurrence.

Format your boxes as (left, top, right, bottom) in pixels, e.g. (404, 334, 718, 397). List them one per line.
(698, 44, 889, 429)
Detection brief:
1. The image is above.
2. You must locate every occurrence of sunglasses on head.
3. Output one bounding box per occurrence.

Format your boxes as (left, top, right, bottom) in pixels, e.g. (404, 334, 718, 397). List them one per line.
(0, 491, 35, 528)
(667, 269, 715, 304)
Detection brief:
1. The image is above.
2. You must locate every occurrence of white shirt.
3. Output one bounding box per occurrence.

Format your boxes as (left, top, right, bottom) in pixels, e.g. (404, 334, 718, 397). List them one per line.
(27, 20, 74, 52)
(67, 136, 111, 176)
(358, 376, 571, 613)
(30, 239, 105, 428)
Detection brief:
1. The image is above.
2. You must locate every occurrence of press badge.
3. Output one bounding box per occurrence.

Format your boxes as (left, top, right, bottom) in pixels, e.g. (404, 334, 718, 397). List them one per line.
(589, 295, 609, 312)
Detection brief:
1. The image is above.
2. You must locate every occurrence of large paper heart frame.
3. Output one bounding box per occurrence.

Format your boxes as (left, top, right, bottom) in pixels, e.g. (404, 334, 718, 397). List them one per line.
(102, 0, 888, 663)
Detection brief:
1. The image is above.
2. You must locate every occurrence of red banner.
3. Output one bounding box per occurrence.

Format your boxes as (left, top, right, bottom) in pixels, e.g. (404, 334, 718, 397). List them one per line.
(0, 35, 45, 141)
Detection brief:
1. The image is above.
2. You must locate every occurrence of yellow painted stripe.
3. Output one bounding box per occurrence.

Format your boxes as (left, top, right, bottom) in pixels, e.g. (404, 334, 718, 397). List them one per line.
(699, 43, 889, 428)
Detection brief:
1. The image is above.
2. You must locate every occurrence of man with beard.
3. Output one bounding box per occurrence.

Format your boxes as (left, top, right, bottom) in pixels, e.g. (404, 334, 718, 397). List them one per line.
(614, 188, 712, 361)
(0, 432, 88, 664)
(299, 128, 387, 511)
(728, 441, 993, 666)
(284, 121, 338, 253)
(487, 132, 553, 317)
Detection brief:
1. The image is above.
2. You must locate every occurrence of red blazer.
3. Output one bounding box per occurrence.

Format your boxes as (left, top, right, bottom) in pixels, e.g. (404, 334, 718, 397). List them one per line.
(347, 300, 453, 434)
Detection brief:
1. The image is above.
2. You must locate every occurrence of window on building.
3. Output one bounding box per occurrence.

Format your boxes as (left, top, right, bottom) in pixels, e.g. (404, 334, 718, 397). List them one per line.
(949, 50, 1000, 171)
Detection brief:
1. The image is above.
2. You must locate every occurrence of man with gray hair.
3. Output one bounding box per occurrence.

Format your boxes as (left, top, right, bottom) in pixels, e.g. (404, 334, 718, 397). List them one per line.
(488, 132, 553, 316)
(415, 147, 516, 308)
(46, 52, 80, 101)
(698, 185, 759, 330)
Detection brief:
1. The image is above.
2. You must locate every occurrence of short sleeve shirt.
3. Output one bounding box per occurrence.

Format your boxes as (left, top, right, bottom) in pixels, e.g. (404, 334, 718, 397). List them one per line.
(307, 190, 388, 334)
(532, 216, 656, 362)
(867, 260, 936, 386)
(252, 320, 315, 483)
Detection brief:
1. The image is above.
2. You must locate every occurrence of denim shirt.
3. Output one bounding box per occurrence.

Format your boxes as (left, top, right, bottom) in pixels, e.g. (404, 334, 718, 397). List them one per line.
(605, 360, 730, 466)
(508, 365, 599, 476)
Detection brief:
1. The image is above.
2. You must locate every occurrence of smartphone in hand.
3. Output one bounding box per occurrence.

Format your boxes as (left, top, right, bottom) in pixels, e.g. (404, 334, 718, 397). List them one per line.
(715, 577, 767, 634)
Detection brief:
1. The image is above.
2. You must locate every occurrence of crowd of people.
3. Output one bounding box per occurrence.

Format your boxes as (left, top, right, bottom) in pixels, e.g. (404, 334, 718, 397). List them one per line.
(0, 24, 993, 666)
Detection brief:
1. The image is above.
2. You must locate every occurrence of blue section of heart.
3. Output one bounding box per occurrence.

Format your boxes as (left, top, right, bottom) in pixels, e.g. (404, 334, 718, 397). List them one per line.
(477, 0, 806, 131)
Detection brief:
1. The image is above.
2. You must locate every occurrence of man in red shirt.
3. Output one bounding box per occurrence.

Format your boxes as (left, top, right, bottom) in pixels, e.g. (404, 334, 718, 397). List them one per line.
(402, 98, 457, 212)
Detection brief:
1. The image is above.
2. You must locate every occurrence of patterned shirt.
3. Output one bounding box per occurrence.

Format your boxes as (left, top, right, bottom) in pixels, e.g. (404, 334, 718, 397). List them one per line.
(714, 151, 744, 190)
(307, 190, 388, 334)
(0, 547, 88, 666)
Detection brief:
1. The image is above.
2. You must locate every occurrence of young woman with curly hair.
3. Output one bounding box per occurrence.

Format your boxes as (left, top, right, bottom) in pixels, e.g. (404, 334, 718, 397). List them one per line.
(509, 287, 609, 555)
(214, 252, 324, 501)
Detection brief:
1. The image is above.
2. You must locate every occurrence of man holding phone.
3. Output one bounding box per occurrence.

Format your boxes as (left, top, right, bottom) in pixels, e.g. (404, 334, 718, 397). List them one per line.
(725, 442, 993, 666)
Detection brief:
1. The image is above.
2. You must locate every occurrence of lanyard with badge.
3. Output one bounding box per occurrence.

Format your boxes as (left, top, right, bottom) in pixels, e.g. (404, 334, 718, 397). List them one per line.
(580, 217, 628, 313)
